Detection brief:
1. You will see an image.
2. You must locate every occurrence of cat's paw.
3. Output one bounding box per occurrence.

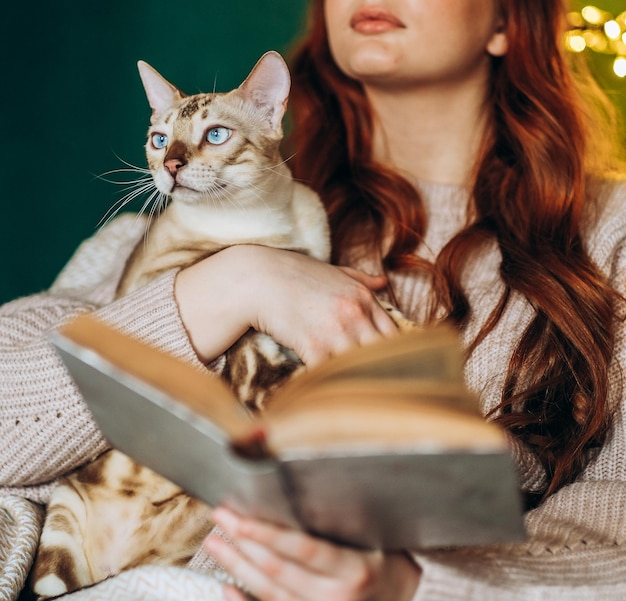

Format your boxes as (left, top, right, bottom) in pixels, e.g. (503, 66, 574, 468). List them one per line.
(224, 331, 304, 412)
(377, 299, 419, 332)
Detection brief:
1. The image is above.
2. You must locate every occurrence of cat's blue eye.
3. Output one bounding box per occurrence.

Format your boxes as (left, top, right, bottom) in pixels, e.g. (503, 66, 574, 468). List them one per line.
(206, 127, 232, 145)
(151, 133, 168, 149)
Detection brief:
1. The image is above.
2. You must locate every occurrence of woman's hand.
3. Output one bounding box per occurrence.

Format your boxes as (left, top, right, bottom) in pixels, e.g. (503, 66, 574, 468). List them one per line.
(204, 507, 421, 601)
(175, 245, 397, 365)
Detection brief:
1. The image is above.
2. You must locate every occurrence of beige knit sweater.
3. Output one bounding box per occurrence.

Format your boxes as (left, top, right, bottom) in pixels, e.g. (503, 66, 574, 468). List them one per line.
(2, 179, 626, 600)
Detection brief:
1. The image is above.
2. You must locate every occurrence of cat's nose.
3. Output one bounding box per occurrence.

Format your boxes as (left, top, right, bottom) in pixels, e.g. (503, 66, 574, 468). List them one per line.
(164, 158, 186, 176)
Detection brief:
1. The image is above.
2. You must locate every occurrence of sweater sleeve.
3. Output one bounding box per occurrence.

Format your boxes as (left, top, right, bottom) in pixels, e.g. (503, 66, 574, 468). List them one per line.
(408, 185, 626, 600)
(0, 215, 207, 501)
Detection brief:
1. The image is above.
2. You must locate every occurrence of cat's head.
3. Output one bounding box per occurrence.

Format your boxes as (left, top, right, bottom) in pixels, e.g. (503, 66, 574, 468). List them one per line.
(137, 51, 290, 206)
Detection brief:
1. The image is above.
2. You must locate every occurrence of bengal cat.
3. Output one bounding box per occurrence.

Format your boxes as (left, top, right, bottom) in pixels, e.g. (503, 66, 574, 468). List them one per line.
(32, 51, 413, 598)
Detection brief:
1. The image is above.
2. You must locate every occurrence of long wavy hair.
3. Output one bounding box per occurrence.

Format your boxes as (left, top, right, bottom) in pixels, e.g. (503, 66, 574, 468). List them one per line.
(287, 0, 624, 504)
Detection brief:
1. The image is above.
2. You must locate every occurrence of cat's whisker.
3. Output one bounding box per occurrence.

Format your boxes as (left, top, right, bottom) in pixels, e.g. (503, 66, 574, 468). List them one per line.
(110, 154, 152, 173)
(264, 153, 297, 174)
(135, 188, 162, 219)
(237, 182, 274, 210)
(214, 177, 269, 204)
(265, 168, 297, 181)
(212, 184, 253, 213)
(105, 177, 154, 193)
(99, 192, 148, 230)
(203, 187, 245, 212)
(93, 161, 152, 190)
(240, 155, 298, 182)
(114, 179, 156, 200)
(96, 155, 158, 231)
(141, 188, 167, 219)
(95, 169, 152, 182)
(98, 180, 158, 231)
(139, 190, 168, 245)
(209, 180, 263, 213)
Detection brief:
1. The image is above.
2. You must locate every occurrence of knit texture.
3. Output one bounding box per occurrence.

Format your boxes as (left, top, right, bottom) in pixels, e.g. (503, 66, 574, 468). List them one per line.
(1, 179, 626, 599)
(0, 496, 43, 601)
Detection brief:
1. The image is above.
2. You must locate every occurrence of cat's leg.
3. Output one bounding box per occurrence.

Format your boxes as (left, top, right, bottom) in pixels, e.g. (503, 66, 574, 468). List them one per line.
(31, 474, 95, 598)
(222, 331, 304, 412)
(32, 450, 213, 598)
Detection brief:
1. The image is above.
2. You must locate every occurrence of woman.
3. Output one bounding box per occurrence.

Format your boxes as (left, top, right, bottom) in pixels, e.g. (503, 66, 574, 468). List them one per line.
(1, 0, 626, 600)
(202, 0, 626, 599)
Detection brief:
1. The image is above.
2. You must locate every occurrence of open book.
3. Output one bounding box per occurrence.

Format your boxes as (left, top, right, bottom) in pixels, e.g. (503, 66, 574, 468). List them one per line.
(51, 314, 525, 550)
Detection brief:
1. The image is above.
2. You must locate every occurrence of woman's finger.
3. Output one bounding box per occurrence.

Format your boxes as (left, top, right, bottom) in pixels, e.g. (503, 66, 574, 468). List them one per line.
(337, 267, 388, 292)
(206, 534, 304, 601)
(221, 584, 250, 601)
(207, 532, 362, 601)
(211, 508, 359, 576)
(212, 508, 329, 566)
(205, 509, 420, 601)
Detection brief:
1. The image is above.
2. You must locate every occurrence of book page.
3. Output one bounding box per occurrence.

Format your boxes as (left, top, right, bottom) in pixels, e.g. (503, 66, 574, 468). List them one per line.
(269, 325, 472, 412)
(264, 383, 507, 456)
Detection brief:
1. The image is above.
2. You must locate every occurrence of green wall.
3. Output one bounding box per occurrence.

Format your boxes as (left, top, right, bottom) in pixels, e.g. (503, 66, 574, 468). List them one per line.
(1, 1, 625, 304)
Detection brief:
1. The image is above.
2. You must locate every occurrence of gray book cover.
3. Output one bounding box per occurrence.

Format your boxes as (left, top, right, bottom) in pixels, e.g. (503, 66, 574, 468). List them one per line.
(50, 318, 526, 550)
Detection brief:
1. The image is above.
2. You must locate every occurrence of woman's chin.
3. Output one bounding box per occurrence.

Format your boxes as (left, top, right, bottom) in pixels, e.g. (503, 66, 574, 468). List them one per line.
(339, 44, 405, 84)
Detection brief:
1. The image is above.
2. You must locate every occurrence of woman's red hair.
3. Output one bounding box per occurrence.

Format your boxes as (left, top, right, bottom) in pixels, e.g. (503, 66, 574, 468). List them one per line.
(287, 0, 624, 504)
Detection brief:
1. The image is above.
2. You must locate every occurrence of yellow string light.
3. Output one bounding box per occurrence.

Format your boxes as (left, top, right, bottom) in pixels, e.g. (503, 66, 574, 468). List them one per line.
(566, 6, 626, 78)
(615, 57, 626, 78)
(605, 20, 621, 40)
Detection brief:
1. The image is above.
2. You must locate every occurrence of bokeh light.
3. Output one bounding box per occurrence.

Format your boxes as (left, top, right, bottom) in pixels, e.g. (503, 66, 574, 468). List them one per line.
(567, 6, 626, 79)
(614, 57, 626, 78)
(605, 20, 621, 40)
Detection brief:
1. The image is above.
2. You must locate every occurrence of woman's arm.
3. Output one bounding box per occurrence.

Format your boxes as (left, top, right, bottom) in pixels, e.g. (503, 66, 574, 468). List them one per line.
(175, 244, 397, 366)
(0, 271, 200, 494)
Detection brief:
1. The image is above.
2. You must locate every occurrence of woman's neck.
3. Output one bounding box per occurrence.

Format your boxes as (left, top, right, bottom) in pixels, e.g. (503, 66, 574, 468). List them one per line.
(364, 78, 491, 186)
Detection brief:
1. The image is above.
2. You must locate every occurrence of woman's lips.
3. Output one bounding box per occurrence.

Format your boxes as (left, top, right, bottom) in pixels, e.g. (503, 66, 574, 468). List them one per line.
(350, 7, 406, 34)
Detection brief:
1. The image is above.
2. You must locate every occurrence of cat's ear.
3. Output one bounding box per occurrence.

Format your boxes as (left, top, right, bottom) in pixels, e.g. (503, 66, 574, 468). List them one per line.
(137, 61, 185, 124)
(238, 51, 290, 133)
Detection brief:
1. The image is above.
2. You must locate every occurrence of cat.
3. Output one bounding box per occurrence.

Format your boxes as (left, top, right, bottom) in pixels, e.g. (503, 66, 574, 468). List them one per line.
(31, 50, 332, 599)
(119, 51, 330, 409)
(31, 51, 415, 598)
